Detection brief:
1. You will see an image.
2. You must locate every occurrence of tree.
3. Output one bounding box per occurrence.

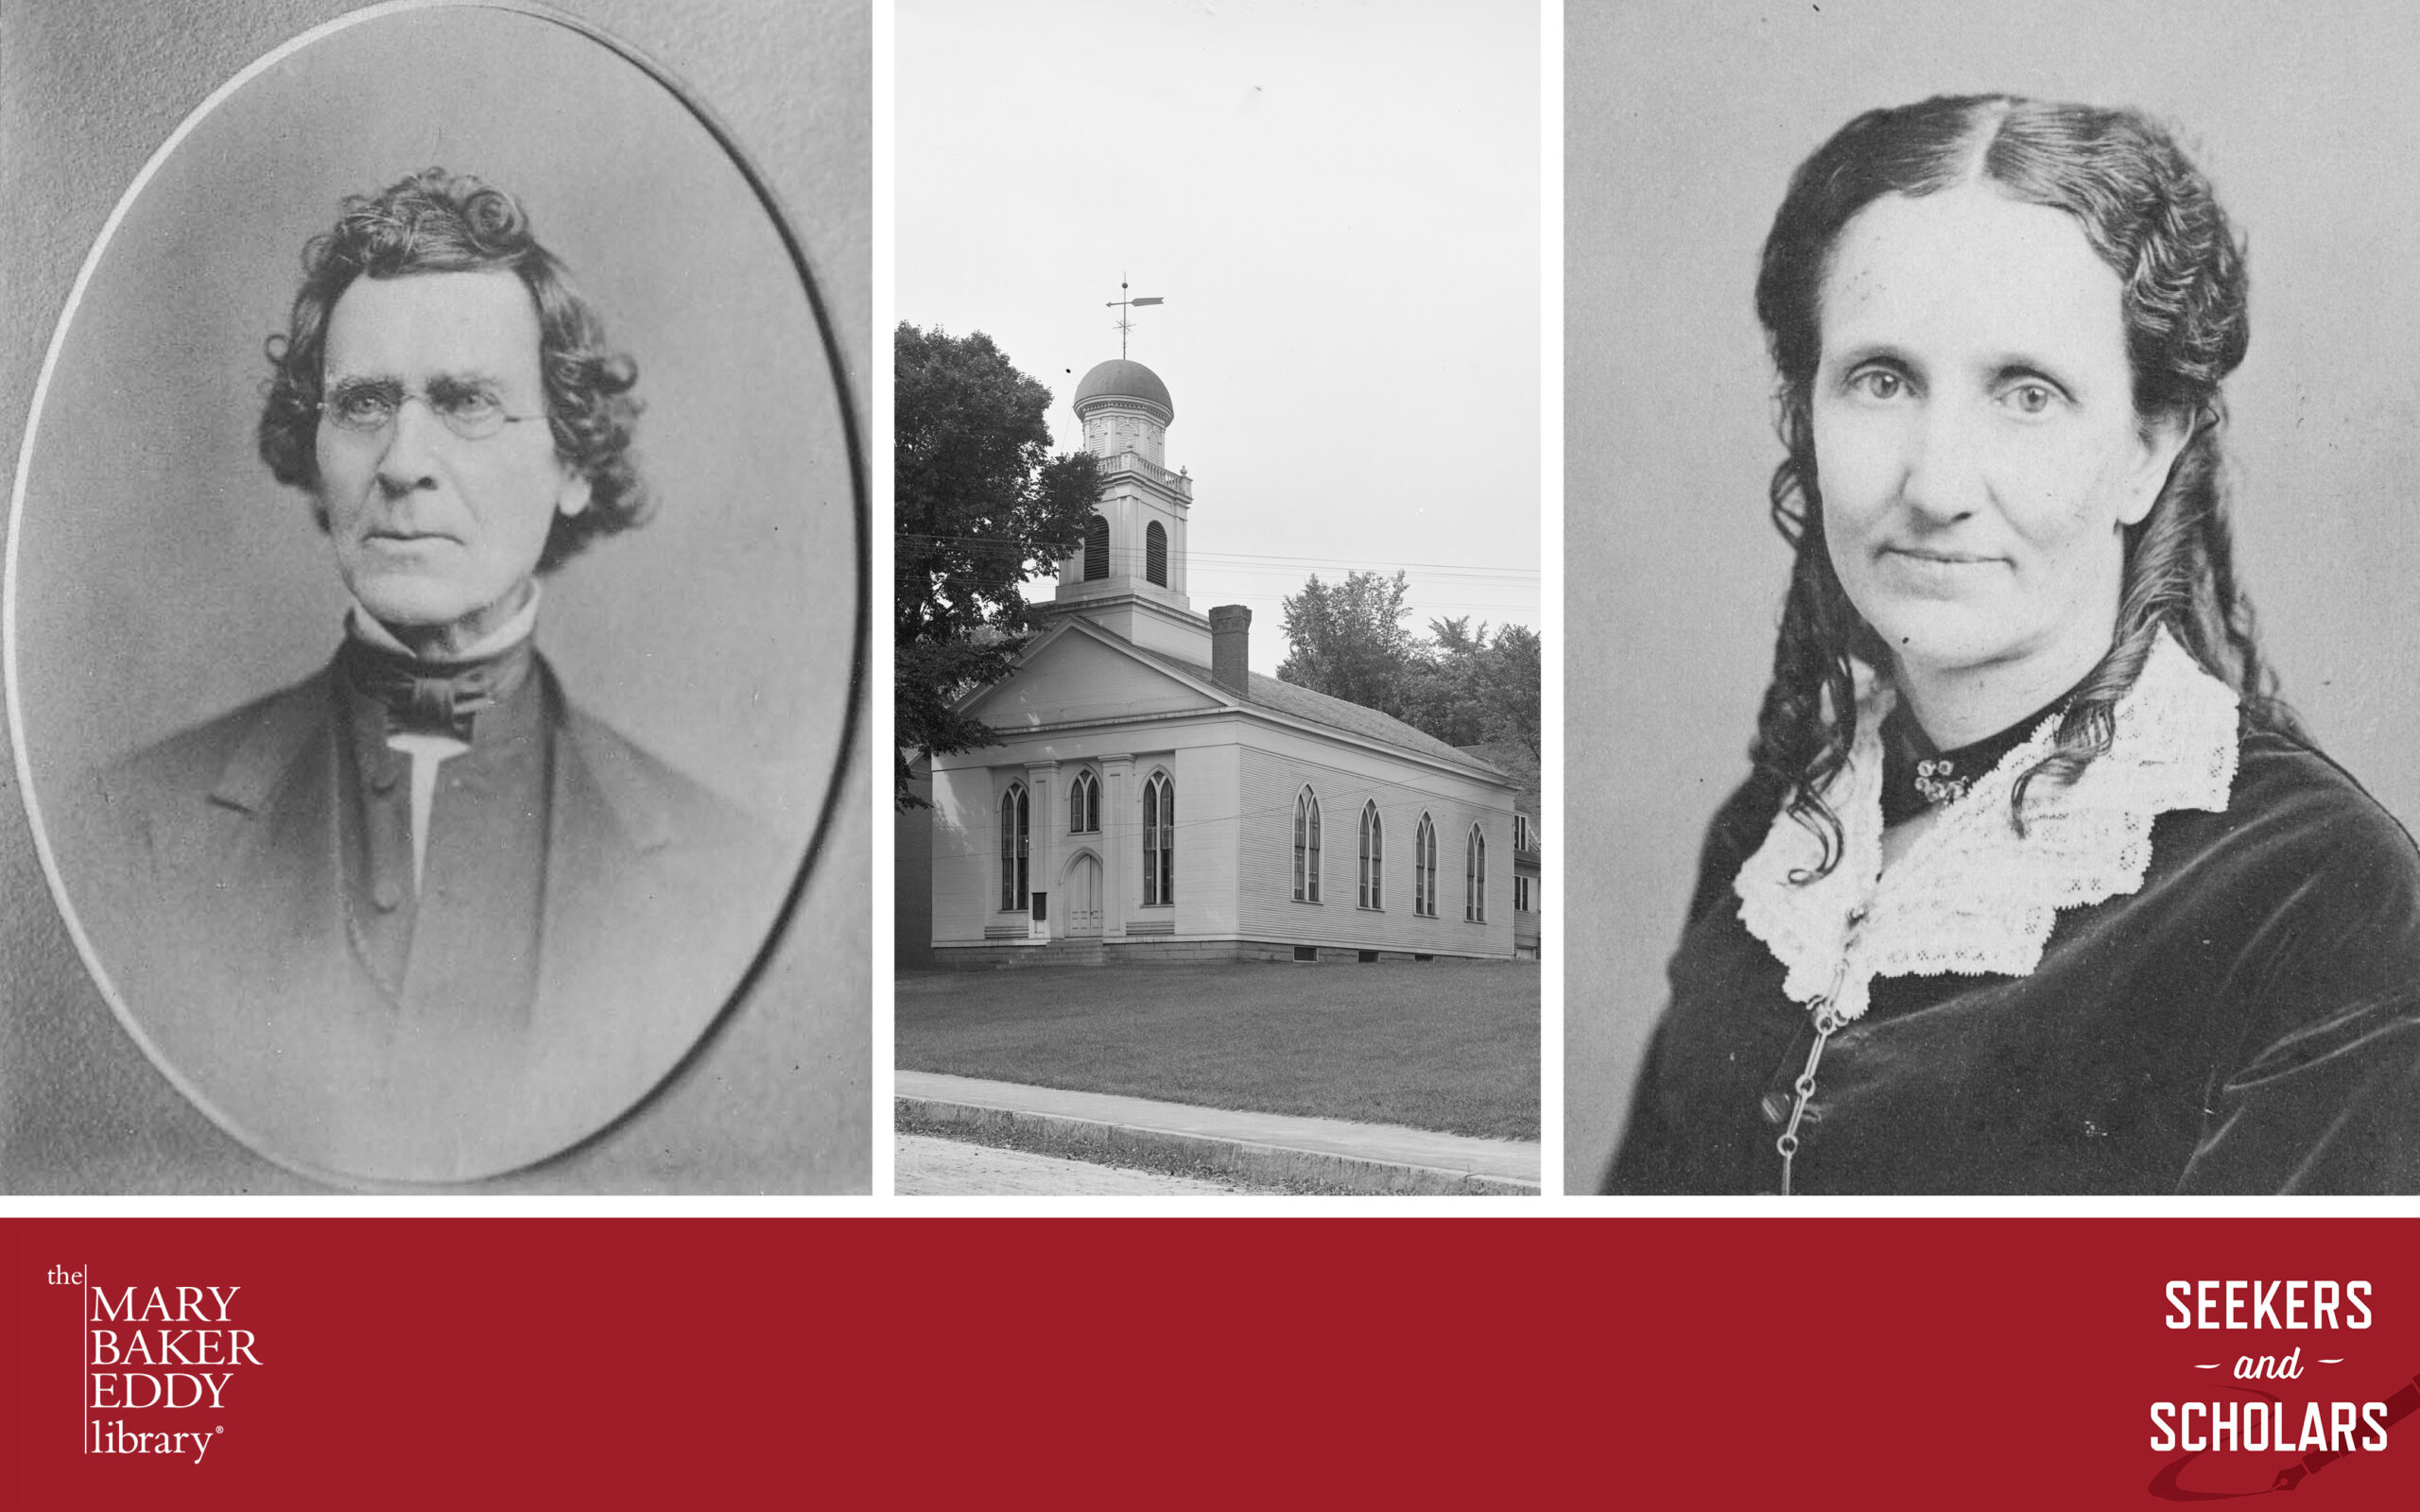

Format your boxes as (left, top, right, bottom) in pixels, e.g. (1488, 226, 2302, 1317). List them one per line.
(895, 323, 1102, 807)
(1278, 574, 1541, 794)
(1274, 570, 1421, 719)
(1399, 614, 1492, 747)
(1438, 620, 1542, 795)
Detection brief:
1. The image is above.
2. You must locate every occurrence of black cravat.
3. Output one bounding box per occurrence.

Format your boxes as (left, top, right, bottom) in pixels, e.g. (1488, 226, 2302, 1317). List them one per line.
(338, 634, 536, 743)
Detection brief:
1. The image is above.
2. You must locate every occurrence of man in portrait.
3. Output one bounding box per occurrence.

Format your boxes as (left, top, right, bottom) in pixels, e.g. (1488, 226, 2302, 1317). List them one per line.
(69, 168, 788, 1183)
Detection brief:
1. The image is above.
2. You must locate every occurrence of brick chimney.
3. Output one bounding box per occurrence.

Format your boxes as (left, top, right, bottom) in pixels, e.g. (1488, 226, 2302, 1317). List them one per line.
(1209, 605, 1251, 696)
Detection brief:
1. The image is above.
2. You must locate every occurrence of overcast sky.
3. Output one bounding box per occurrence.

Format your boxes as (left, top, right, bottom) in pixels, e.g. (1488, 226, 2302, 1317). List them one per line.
(897, 0, 1541, 672)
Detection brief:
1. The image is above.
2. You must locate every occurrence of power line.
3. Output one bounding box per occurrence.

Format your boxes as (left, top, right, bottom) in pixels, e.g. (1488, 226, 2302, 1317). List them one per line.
(896, 532, 1538, 579)
(1184, 548, 1538, 577)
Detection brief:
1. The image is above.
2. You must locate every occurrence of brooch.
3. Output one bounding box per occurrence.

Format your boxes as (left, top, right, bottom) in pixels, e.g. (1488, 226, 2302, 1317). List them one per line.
(1913, 758, 1971, 808)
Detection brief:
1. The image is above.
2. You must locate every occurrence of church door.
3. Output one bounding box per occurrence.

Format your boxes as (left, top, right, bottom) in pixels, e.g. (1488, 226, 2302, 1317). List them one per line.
(1065, 853, 1103, 936)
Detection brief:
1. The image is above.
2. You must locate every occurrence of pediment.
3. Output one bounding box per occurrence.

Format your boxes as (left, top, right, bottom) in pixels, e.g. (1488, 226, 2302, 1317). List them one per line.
(961, 624, 1222, 728)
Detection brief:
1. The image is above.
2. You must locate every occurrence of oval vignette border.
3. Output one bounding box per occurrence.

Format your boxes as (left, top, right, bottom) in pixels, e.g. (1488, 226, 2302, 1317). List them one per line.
(0, 0, 869, 1190)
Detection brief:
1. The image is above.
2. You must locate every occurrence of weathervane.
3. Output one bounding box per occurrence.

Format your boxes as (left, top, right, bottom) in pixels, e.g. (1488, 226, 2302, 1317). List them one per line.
(1106, 278, 1164, 358)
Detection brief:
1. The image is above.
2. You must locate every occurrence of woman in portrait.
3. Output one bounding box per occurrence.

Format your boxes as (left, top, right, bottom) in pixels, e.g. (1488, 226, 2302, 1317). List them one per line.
(1606, 94, 2420, 1194)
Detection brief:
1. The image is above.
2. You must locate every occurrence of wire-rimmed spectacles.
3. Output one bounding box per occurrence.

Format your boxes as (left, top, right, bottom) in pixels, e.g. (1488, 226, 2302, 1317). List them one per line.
(316, 381, 547, 441)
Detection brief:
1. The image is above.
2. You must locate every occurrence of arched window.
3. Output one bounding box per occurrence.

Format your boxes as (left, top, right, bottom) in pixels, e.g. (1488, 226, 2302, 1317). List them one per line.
(1358, 801, 1383, 909)
(1413, 814, 1438, 918)
(1465, 824, 1487, 922)
(1069, 768, 1099, 833)
(1083, 514, 1110, 581)
(1292, 787, 1322, 902)
(998, 782, 1029, 912)
(1146, 521, 1168, 586)
(1142, 771, 1175, 906)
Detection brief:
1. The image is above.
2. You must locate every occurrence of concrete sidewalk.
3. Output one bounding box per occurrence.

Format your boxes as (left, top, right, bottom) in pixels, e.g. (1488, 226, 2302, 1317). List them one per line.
(897, 1134, 1260, 1195)
(896, 1070, 1540, 1195)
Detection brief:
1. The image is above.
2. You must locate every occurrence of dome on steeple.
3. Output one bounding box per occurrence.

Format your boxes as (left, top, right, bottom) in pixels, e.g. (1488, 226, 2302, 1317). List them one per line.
(1073, 359, 1174, 424)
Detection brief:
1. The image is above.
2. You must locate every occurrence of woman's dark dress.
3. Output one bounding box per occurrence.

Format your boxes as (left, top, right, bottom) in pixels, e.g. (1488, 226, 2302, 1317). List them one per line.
(1608, 648, 2420, 1195)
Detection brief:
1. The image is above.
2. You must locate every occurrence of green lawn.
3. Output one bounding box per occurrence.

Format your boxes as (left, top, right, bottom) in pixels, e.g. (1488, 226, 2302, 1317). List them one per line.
(896, 960, 1540, 1142)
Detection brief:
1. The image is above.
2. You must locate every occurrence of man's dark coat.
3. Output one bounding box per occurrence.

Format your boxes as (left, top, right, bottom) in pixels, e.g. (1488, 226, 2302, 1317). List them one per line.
(61, 653, 792, 1184)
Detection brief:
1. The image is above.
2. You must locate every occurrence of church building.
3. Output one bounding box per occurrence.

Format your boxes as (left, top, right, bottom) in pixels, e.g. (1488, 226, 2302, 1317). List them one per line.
(926, 358, 1519, 966)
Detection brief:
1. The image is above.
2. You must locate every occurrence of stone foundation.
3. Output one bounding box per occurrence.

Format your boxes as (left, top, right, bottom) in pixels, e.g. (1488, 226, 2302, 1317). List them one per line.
(929, 937, 1506, 969)
(928, 942, 1050, 970)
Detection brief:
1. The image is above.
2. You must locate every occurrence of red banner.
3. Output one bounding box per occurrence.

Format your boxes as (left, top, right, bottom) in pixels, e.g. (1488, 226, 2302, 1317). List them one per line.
(6, 1218, 2416, 1506)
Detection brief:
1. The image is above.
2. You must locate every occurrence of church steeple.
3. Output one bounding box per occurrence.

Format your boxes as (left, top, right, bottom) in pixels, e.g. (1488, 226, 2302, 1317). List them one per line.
(1046, 358, 1210, 662)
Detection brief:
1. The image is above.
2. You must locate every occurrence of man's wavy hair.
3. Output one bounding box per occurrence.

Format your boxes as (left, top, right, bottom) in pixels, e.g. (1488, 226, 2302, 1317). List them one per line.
(1752, 94, 2291, 879)
(258, 168, 648, 574)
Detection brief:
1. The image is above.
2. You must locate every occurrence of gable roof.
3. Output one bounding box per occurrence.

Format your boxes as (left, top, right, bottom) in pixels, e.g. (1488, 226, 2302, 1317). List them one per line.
(1456, 744, 1538, 813)
(1117, 642, 1505, 778)
(962, 614, 1510, 783)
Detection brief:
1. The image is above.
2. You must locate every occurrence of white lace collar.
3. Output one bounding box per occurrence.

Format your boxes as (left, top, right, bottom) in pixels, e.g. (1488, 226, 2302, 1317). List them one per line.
(1733, 629, 2240, 1023)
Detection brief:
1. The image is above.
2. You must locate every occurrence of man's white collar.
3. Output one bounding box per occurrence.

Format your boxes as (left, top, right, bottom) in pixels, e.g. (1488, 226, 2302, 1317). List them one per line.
(1734, 628, 2240, 1022)
(347, 583, 543, 663)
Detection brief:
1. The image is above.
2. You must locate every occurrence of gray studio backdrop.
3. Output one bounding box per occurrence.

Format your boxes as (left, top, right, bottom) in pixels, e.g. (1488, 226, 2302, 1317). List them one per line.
(1567, 0, 2420, 1192)
(0, 0, 870, 1193)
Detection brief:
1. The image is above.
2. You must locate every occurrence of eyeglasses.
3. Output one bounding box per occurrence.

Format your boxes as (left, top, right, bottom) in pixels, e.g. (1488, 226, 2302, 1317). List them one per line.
(316, 383, 547, 442)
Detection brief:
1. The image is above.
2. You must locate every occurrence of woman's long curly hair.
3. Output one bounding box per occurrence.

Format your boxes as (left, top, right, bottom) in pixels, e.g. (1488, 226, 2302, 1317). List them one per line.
(258, 168, 648, 574)
(1752, 94, 2291, 878)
